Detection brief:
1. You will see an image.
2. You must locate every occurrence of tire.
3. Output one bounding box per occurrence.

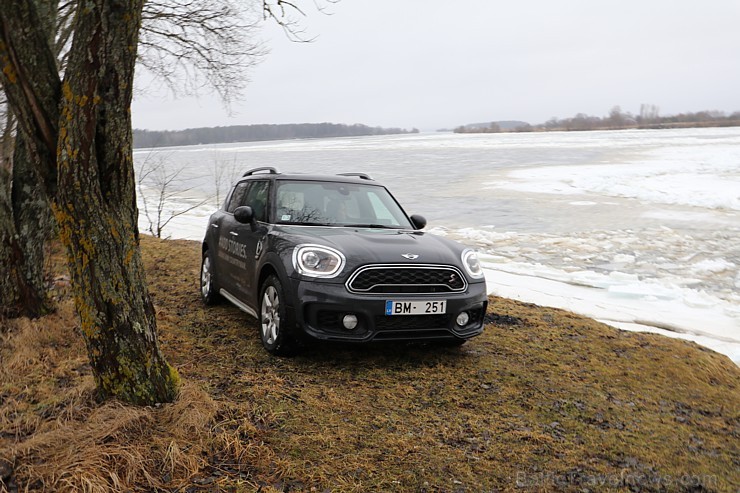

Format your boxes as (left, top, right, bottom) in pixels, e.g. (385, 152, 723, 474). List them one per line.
(259, 274, 297, 356)
(200, 249, 222, 305)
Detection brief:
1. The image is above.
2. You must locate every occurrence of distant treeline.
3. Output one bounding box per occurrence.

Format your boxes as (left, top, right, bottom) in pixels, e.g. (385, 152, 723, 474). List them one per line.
(454, 107, 740, 134)
(133, 123, 419, 148)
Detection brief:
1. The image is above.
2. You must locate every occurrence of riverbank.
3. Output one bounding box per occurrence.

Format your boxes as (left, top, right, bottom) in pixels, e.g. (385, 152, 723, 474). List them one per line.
(1, 236, 738, 491)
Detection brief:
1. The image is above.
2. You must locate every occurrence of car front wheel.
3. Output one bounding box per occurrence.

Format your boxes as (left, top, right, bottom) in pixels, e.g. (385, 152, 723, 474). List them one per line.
(259, 274, 297, 356)
(200, 248, 221, 305)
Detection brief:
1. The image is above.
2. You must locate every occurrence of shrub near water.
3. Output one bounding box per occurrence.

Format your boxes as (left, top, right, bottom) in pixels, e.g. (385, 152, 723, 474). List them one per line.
(1, 236, 738, 492)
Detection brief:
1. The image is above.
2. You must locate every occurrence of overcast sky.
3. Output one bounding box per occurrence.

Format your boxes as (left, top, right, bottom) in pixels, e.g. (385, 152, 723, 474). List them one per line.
(131, 0, 740, 132)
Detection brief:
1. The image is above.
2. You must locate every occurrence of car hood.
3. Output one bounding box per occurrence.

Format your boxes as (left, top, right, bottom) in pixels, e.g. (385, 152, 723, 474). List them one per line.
(273, 225, 466, 267)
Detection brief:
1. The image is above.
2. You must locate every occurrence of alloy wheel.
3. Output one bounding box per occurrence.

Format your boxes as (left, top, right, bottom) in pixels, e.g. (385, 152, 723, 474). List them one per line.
(201, 255, 212, 298)
(261, 285, 280, 345)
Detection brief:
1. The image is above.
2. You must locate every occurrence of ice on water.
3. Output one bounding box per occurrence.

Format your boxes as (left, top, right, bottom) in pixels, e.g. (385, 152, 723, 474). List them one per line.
(483, 145, 740, 211)
(431, 225, 740, 363)
(135, 127, 740, 364)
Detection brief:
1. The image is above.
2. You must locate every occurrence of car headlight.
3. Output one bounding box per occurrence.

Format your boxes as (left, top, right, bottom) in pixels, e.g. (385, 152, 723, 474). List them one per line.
(461, 249, 484, 279)
(292, 244, 346, 278)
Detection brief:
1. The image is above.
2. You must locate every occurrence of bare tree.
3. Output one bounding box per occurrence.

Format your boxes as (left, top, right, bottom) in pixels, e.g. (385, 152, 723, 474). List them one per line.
(136, 153, 209, 238)
(138, 0, 267, 103)
(136, 0, 338, 101)
(640, 104, 660, 123)
(212, 154, 240, 208)
(261, 0, 340, 41)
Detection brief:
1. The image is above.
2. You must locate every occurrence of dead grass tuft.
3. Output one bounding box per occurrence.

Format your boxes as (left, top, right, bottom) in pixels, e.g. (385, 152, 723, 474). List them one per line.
(3, 383, 220, 492)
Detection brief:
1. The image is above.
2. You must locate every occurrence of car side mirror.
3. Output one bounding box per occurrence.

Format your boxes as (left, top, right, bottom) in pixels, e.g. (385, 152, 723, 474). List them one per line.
(410, 214, 426, 230)
(234, 206, 254, 224)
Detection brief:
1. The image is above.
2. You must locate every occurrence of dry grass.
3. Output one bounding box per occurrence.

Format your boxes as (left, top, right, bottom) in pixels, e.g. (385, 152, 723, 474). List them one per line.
(1, 235, 738, 492)
(5, 384, 217, 492)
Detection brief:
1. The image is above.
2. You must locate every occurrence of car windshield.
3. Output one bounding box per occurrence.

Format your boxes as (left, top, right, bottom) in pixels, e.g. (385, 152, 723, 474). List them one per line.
(275, 180, 414, 228)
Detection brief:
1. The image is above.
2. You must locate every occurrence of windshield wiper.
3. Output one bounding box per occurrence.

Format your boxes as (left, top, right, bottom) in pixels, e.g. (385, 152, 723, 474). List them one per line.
(279, 221, 334, 226)
(280, 221, 403, 229)
(342, 223, 401, 229)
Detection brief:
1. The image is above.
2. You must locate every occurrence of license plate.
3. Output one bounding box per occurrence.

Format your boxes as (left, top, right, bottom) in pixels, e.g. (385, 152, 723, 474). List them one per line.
(385, 300, 447, 316)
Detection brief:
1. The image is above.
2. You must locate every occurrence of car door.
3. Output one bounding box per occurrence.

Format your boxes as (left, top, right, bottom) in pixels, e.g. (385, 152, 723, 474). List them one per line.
(220, 180, 271, 307)
(211, 181, 249, 296)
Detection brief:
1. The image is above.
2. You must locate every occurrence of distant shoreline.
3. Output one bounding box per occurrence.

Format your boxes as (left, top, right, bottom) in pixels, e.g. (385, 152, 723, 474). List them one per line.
(133, 122, 419, 149)
(457, 120, 740, 134)
(454, 111, 740, 134)
(133, 119, 740, 149)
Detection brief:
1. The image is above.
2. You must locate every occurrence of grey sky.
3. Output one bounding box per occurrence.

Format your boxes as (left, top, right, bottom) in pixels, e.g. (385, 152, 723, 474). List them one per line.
(131, 0, 740, 131)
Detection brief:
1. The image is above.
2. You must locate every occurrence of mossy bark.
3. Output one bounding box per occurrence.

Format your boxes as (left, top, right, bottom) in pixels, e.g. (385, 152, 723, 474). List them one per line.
(0, 0, 58, 319)
(13, 134, 54, 310)
(0, 132, 53, 319)
(0, 162, 39, 319)
(0, 0, 178, 405)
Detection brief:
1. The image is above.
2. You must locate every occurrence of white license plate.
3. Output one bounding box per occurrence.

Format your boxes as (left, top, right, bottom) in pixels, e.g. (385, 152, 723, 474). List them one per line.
(385, 300, 447, 316)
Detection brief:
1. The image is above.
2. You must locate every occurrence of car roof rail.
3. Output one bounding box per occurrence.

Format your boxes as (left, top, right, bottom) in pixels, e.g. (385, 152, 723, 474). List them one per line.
(336, 172, 373, 180)
(243, 167, 280, 177)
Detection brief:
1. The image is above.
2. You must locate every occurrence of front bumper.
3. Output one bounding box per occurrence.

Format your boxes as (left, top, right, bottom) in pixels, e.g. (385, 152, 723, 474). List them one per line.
(286, 277, 488, 343)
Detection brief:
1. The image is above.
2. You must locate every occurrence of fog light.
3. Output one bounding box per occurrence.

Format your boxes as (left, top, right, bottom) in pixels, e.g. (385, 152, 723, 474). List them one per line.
(342, 314, 359, 330)
(456, 311, 470, 327)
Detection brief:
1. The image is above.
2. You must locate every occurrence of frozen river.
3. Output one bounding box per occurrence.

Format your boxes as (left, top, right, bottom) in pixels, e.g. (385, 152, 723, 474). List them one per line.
(133, 127, 740, 364)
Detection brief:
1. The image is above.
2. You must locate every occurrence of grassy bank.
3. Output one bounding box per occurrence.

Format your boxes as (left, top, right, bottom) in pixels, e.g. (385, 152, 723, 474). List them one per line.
(1, 236, 738, 492)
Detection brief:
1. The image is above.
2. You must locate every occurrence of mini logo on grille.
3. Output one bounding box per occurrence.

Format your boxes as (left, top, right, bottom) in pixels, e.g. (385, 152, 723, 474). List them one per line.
(401, 253, 419, 259)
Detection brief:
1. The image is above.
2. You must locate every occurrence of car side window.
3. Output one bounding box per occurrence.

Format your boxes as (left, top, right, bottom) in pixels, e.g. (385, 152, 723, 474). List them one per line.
(241, 181, 270, 222)
(226, 182, 249, 213)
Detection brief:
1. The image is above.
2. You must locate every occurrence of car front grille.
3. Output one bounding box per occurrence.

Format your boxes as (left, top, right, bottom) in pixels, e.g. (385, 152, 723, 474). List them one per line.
(346, 264, 467, 294)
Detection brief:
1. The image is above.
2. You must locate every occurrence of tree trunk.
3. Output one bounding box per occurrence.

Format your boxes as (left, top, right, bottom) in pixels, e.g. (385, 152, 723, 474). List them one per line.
(0, 131, 53, 318)
(12, 133, 54, 308)
(0, 157, 35, 319)
(0, 0, 59, 319)
(1, 0, 178, 405)
(53, 0, 178, 404)
(0, 0, 58, 318)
